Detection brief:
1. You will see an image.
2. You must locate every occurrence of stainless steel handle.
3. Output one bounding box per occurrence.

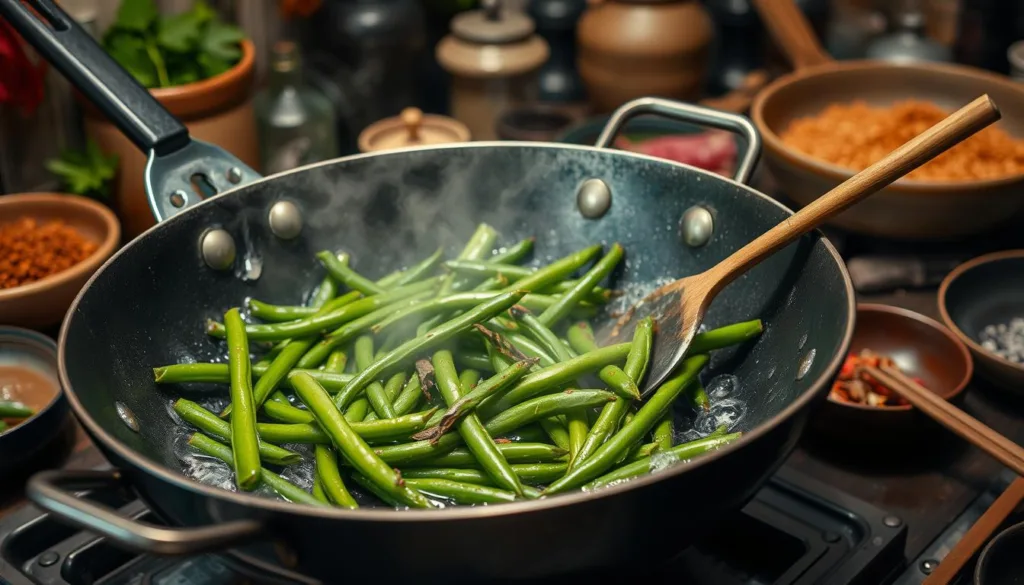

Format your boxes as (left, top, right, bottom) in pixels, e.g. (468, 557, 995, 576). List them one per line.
(28, 469, 263, 555)
(594, 97, 763, 185)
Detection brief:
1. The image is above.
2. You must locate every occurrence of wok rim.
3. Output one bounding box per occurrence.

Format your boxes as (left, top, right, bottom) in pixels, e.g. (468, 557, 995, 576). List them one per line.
(750, 59, 1024, 193)
(57, 141, 856, 523)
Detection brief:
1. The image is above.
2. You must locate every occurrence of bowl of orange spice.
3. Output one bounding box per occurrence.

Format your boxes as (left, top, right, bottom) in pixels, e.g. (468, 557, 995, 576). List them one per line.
(0, 193, 120, 330)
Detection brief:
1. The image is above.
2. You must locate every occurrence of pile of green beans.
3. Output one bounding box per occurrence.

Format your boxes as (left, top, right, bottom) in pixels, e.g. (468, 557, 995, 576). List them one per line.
(154, 224, 761, 509)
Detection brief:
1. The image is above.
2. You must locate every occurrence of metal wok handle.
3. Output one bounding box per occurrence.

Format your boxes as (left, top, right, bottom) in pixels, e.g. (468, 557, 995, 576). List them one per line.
(0, 0, 260, 223)
(28, 469, 263, 555)
(595, 97, 762, 185)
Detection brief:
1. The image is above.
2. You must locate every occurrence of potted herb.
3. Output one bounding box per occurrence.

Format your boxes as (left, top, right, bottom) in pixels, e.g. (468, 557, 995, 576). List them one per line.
(84, 0, 258, 238)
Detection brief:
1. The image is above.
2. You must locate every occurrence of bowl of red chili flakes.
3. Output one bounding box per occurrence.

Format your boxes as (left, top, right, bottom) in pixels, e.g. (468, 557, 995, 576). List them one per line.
(0, 193, 119, 330)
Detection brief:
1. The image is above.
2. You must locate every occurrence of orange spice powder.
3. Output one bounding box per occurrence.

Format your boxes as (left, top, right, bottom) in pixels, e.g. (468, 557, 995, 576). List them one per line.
(0, 217, 98, 289)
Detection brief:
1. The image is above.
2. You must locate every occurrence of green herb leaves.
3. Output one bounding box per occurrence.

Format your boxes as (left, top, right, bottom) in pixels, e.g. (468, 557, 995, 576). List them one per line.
(46, 140, 119, 201)
(102, 0, 245, 89)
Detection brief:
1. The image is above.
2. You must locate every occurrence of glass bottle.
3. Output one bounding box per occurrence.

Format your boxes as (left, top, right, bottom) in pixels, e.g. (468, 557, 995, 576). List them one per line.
(255, 41, 339, 175)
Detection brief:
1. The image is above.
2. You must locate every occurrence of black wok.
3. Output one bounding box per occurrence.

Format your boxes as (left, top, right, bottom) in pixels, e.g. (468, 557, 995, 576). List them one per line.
(2, 1, 855, 582)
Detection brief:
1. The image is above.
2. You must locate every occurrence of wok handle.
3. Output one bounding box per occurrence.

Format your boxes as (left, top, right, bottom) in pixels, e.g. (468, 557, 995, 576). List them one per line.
(594, 97, 762, 185)
(28, 469, 264, 555)
(0, 0, 187, 155)
(0, 0, 261, 224)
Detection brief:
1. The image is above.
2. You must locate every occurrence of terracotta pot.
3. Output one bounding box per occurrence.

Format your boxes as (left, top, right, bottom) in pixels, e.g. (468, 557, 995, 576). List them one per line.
(83, 40, 259, 239)
(577, 0, 712, 113)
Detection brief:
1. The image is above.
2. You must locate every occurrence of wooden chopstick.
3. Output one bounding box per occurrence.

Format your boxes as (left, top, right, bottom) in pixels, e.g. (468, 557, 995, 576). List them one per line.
(865, 365, 1024, 477)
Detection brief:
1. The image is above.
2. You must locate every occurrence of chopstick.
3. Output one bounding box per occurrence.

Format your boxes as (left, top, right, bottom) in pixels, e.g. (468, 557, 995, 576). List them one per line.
(865, 365, 1024, 477)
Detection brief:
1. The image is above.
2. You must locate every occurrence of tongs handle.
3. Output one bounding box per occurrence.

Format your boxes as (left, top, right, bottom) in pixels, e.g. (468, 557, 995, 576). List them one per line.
(0, 0, 189, 156)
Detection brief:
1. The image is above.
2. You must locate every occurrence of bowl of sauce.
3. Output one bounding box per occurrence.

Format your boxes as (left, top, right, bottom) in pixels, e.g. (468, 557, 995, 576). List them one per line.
(0, 326, 68, 474)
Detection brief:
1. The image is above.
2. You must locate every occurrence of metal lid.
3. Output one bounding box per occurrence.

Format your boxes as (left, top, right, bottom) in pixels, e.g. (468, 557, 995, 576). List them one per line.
(358, 107, 472, 152)
(451, 0, 536, 44)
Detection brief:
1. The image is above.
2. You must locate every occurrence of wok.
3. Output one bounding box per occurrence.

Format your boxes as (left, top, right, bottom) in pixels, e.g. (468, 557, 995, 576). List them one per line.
(750, 0, 1024, 240)
(2, 1, 854, 582)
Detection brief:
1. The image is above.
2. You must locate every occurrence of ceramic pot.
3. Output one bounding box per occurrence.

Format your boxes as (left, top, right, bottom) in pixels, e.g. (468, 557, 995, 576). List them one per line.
(83, 40, 259, 239)
(577, 0, 712, 113)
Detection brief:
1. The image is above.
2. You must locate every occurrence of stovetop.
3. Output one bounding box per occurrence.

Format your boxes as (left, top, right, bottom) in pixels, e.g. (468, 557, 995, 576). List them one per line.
(0, 465, 907, 585)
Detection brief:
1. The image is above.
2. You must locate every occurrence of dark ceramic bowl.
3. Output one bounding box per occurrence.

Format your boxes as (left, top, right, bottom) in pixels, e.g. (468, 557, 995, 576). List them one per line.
(976, 520, 1024, 585)
(810, 304, 973, 442)
(0, 326, 69, 475)
(939, 250, 1024, 394)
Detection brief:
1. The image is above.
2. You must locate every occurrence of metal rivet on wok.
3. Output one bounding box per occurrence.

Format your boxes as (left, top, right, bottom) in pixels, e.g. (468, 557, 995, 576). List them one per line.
(681, 205, 714, 247)
(227, 167, 243, 184)
(576, 179, 611, 219)
(169, 190, 188, 208)
(200, 228, 237, 271)
(268, 201, 303, 240)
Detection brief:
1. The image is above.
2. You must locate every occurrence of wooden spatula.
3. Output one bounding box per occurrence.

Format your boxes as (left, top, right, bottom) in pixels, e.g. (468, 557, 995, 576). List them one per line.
(598, 95, 1001, 396)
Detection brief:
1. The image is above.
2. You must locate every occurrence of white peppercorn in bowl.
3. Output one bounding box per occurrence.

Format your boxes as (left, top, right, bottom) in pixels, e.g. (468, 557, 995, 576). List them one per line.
(939, 250, 1024, 393)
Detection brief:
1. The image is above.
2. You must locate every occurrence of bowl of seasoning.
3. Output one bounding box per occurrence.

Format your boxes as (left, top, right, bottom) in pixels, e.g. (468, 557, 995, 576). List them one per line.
(0, 326, 69, 475)
(810, 304, 973, 442)
(939, 250, 1024, 393)
(0, 193, 120, 330)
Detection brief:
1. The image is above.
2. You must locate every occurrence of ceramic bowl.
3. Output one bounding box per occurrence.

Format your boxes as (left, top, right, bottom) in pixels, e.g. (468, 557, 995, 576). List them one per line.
(810, 304, 973, 441)
(939, 250, 1024, 394)
(0, 193, 120, 330)
(0, 326, 69, 475)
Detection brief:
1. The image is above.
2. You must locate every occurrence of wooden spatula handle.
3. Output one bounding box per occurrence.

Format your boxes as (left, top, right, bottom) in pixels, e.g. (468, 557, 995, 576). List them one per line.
(708, 95, 1000, 290)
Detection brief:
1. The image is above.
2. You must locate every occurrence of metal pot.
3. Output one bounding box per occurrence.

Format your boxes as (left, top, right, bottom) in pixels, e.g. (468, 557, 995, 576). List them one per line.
(3, 1, 854, 582)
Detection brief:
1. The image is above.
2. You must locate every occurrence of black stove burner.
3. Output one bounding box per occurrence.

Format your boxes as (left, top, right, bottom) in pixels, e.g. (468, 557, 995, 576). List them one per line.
(0, 466, 906, 585)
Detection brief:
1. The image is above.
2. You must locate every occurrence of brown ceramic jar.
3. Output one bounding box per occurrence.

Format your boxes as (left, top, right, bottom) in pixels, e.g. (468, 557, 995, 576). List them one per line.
(577, 0, 713, 113)
(436, 0, 549, 140)
(84, 40, 259, 239)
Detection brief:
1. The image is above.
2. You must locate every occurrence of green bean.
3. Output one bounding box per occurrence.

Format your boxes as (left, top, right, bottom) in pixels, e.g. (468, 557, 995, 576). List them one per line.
(223, 309, 261, 491)
(383, 372, 406, 402)
(400, 463, 568, 486)
(431, 352, 524, 496)
(499, 245, 602, 293)
(173, 399, 301, 466)
(392, 375, 424, 416)
(566, 320, 597, 353)
(478, 343, 630, 419)
(539, 243, 623, 327)
(422, 358, 534, 432)
(249, 290, 362, 322)
(446, 260, 612, 300)
(0, 400, 34, 418)
(512, 308, 573, 362)
(545, 354, 708, 494)
(443, 223, 499, 294)
(325, 350, 348, 373)
(224, 337, 316, 419)
(565, 410, 589, 461)
(312, 475, 329, 504)
(484, 390, 614, 437)
(539, 419, 571, 450)
(404, 443, 567, 468)
(371, 293, 563, 335)
(314, 445, 359, 509)
(564, 321, 639, 401)
(584, 433, 743, 489)
(355, 336, 396, 420)
(345, 398, 370, 423)
(289, 372, 431, 508)
(622, 441, 661, 464)
(404, 478, 516, 504)
(689, 382, 710, 412)
(317, 251, 385, 296)
(506, 333, 557, 366)
(207, 278, 442, 341)
(653, 412, 674, 451)
(392, 247, 444, 286)
(455, 352, 495, 373)
(350, 473, 401, 508)
(374, 429, 569, 466)
(297, 293, 435, 369)
(0, 420, 7, 432)
(153, 363, 352, 388)
(257, 408, 436, 444)
(502, 423, 549, 443)
(309, 274, 339, 310)
(689, 320, 764, 355)
(490, 237, 534, 264)
(332, 290, 527, 410)
(188, 433, 325, 507)
(255, 340, 289, 367)
(262, 400, 314, 424)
